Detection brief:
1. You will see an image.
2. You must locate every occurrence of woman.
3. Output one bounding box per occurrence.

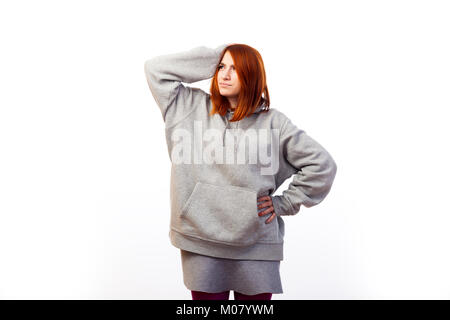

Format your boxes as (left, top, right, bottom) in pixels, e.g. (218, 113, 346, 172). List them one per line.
(144, 43, 337, 300)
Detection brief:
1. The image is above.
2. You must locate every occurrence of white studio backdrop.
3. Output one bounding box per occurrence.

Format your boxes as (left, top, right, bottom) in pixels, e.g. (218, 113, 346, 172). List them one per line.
(0, 0, 449, 299)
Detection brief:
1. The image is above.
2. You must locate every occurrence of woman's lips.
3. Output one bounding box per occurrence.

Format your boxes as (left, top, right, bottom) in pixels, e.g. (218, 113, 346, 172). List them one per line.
(219, 83, 231, 87)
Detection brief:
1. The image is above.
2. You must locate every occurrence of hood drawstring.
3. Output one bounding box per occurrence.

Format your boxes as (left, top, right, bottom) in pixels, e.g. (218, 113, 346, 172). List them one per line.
(222, 110, 234, 147)
(222, 118, 228, 146)
(222, 101, 267, 147)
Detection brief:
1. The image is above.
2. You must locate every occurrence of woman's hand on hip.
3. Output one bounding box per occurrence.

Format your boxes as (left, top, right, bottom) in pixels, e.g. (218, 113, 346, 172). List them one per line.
(257, 196, 277, 224)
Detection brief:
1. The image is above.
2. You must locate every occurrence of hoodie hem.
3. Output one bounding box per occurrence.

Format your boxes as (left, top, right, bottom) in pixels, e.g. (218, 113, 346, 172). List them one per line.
(170, 229, 283, 261)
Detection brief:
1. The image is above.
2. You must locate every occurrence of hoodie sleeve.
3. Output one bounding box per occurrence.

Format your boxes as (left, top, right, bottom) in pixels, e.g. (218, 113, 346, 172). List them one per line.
(144, 44, 229, 126)
(271, 117, 338, 216)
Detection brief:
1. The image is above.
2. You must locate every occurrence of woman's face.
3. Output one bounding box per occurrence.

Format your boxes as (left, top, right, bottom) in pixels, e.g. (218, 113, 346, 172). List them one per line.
(218, 51, 241, 100)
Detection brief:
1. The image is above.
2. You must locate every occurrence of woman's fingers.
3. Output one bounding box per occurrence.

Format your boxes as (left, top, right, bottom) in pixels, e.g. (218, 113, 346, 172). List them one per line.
(257, 196, 276, 223)
(258, 207, 273, 216)
(257, 202, 272, 210)
(260, 208, 276, 223)
(265, 212, 276, 224)
(257, 196, 272, 208)
(257, 195, 272, 204)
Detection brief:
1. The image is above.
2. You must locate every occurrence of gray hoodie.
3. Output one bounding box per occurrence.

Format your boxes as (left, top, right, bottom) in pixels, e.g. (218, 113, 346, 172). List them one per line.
(144, 44, 337, 261)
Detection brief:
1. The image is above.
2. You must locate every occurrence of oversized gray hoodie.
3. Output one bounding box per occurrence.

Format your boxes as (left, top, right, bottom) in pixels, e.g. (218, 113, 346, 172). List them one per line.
(144, 44, 337, 261)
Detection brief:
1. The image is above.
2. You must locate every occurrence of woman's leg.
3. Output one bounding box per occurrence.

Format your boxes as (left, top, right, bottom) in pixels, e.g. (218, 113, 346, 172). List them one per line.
(234, 291, 272, 300)
(191, 290, 230, 300)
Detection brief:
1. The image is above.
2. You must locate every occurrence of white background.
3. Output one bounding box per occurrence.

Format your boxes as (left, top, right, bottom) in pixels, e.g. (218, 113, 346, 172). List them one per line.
(1, 0, 449, 299)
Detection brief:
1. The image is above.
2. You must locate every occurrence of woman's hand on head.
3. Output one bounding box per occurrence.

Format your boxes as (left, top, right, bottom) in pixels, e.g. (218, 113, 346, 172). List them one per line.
(257, 196, 277, 224)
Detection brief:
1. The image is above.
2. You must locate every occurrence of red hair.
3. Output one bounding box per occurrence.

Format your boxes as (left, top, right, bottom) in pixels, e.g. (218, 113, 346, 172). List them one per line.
(209, 44, 270, 122)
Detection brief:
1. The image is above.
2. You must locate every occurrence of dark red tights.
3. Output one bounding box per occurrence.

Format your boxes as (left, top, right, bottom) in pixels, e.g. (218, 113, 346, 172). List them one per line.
(191, 290, 272, 300)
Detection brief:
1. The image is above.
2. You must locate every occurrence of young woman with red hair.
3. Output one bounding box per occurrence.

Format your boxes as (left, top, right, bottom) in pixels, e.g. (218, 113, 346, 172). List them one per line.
(144, 43, 337, 300)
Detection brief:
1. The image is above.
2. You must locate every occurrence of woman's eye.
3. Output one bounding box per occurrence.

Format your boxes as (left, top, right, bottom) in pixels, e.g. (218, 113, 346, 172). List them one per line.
(218, 65, 235, 71)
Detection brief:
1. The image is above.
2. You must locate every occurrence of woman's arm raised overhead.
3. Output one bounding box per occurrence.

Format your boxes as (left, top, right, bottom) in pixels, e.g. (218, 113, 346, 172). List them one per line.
(144, 44, 228, 127)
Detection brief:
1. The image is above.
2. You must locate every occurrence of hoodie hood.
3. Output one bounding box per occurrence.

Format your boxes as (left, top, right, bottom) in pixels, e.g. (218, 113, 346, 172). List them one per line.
(253, 100, 268, 113)
(226, 99, 267, 116)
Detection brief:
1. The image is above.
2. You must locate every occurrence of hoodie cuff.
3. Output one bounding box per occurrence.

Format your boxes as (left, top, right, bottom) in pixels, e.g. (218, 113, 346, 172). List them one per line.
(271, 195, 297, 216)
(215, 43, 229, 56)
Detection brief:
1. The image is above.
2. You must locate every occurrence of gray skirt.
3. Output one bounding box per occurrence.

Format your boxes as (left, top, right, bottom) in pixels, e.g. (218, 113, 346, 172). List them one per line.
(180, 249, 283, 295)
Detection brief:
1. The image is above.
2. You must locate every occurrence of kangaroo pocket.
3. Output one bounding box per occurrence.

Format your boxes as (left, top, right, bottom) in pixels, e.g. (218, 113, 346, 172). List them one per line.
(178, 182, 261, 246)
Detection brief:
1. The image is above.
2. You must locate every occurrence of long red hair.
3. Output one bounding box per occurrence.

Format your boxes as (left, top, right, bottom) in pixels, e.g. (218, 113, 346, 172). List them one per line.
(209, 44, 270, 122)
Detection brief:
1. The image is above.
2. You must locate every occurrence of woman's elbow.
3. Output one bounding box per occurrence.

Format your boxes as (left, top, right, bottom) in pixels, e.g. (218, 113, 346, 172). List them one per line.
(144, 59, 155, 77)
(325, 155, 337, 185)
